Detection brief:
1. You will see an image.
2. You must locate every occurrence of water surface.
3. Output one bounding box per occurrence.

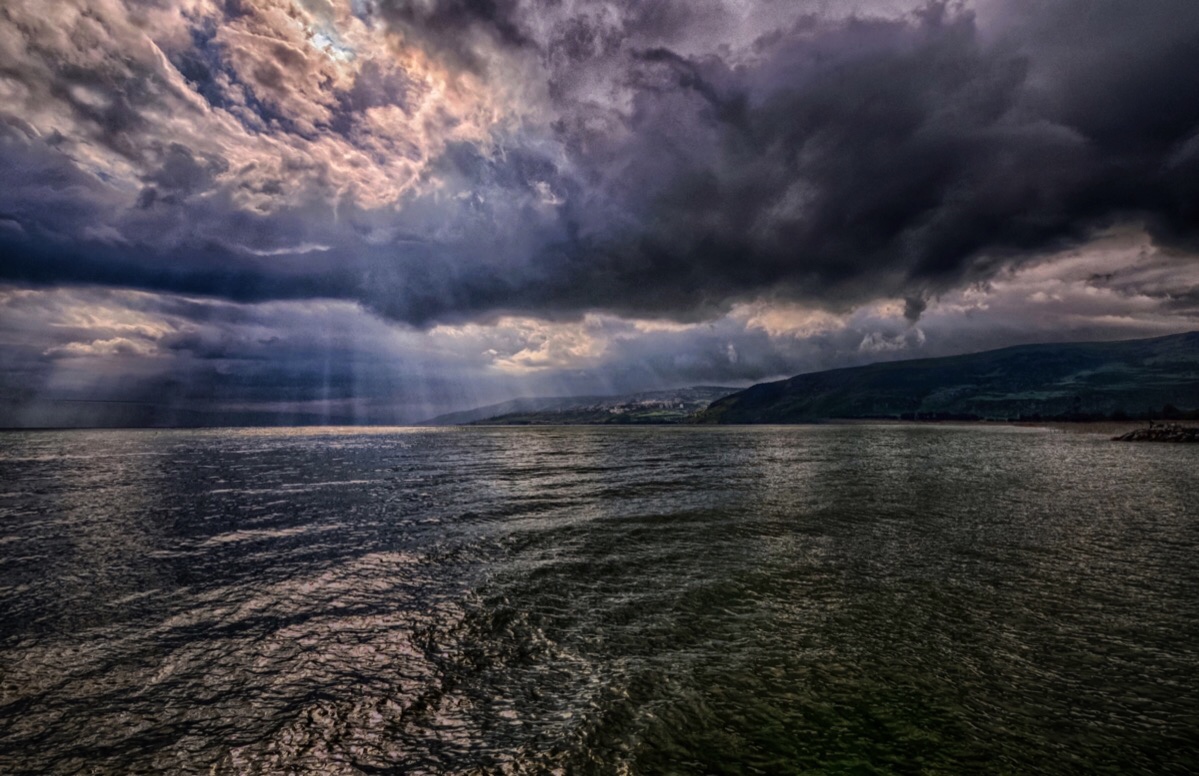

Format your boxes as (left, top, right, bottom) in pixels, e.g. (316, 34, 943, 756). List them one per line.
(1, 425, 1196, 774)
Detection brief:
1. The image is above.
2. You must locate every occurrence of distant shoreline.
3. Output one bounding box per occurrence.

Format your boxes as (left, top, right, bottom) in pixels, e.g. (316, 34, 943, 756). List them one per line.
(0, 420, 1192, 435)
(825, 418, 1155, 435)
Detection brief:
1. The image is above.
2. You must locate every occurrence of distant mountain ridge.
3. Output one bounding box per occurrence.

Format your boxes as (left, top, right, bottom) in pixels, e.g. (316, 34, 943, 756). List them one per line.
(695, 332, 1199, 424)
(420, 387, 739, 426)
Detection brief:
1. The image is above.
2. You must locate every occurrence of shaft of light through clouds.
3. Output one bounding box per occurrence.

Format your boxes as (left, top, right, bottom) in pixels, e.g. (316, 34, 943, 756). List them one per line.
(0, 0, 1197, 424)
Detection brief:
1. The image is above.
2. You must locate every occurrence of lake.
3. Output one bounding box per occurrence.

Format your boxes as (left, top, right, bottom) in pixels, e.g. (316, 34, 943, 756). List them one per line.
(1, 425, 1196, 774)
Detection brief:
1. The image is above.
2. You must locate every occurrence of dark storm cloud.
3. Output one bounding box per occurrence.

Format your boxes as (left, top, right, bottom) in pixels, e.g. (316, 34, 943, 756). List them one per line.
(343, 0, 1199, 323)
(349, 0, 1199, 325)
(0, 0, 1198, 326)
(0, 123, 351, 299)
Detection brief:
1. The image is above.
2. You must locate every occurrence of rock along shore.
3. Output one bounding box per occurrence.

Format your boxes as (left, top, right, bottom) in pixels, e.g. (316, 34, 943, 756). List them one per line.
(1112, 423, 1199, 443)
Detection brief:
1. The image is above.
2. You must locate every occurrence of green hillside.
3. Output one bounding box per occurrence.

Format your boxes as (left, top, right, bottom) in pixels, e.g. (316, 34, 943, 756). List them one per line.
(694, 332, 1199, 424)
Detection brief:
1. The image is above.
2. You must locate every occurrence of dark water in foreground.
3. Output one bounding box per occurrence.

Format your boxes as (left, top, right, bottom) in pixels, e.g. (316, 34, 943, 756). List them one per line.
(1, 425, 1197, 774)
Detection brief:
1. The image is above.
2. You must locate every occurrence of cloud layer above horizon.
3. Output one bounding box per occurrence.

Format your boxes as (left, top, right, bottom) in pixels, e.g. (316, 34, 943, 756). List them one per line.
(1, 0, 1198, 423)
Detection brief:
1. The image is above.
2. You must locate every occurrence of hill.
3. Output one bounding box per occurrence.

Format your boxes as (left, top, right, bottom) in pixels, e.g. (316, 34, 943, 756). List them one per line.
(694, 332, 1199, 424)
(420, 387, 739, 426)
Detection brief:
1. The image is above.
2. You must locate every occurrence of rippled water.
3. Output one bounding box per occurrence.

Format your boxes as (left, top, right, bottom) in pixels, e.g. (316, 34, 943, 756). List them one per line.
(1, 425, 1197, 774)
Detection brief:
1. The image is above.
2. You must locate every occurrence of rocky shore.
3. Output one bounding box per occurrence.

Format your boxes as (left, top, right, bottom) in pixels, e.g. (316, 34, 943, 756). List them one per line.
(1112, 423, 1199, 443)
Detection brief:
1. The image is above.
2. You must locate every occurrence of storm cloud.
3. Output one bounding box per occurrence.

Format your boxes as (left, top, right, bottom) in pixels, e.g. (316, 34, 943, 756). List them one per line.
(1, 0, 1198, 425)
(0, 0, 1196, 325)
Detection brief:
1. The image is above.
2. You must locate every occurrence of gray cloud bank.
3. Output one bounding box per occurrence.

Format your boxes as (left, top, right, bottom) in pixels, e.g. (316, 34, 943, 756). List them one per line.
(1, 0, 1197, 325)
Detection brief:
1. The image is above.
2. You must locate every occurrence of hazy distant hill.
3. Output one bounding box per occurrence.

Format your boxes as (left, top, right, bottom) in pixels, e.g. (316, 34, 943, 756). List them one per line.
(421, 387, 738, 426)
(694, 332, 1199, 424)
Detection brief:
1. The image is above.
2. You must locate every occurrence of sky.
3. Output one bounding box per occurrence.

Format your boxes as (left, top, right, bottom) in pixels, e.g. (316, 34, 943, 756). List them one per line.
(1, 0, 1198, 426)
